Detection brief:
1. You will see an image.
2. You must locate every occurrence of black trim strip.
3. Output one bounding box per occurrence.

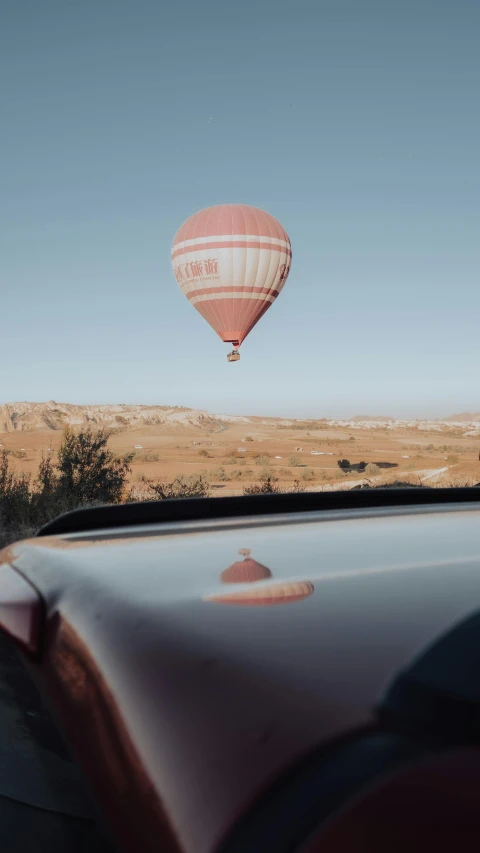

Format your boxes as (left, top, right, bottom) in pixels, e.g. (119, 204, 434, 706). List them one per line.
(36, 488, 480, 537)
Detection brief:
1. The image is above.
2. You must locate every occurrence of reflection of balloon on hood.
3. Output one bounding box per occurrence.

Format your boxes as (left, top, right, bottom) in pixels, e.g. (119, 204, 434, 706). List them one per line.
(221, 549, 272, 584)
(205, 581, 314, 607)
(171, 204, 292, 361)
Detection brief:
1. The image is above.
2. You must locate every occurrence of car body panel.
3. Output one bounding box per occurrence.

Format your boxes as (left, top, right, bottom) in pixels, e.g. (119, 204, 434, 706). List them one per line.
(2, 503, 480, 851)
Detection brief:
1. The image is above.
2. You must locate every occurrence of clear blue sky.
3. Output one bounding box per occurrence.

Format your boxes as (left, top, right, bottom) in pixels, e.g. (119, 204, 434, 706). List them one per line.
(1, 0, 479, 418)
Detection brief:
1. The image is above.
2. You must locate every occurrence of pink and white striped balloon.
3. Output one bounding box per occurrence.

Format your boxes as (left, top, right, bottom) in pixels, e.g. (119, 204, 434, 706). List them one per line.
(171, 204, 292, 348)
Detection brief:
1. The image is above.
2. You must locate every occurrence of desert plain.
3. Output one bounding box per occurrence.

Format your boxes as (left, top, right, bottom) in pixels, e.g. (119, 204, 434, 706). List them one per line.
(2, 402, 480, 496)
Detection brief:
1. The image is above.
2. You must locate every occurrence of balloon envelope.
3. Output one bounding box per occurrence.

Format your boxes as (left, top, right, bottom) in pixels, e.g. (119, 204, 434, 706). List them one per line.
(205, 581, 314, 607)
(221, 556, 272, 584)
(171, 204, 292, 347)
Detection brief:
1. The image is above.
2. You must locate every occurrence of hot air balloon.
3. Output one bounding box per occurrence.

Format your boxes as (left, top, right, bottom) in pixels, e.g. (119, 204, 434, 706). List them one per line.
(205, 581, 314, 607)
(221, 549, 272, 584)
(171, 204, 292, 361)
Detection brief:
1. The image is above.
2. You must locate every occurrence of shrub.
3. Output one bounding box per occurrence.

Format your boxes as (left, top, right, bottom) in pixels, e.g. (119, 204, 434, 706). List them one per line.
(288, 455, 301, 467)
(0, 452, 32, 547)
(10, 450, 27, 459)
(337, 459, 351, 469)
(135, 474, 209, 500)
(244, 473, 307, 495)
(244, 436, 254, 441)
(213, 467, 229, 481)
(365, 463, 381, 475)
(198, 449, 209, 457)
(254, 454, 270, 466)
(301, 469, 315, 481)
(143, 452, 159, 462)
(243, 473, 281, 495)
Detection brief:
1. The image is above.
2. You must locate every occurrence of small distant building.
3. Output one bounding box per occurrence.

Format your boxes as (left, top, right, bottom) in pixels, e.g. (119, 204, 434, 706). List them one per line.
(237, 447, 247, 452)
(135, 445, 143, 449)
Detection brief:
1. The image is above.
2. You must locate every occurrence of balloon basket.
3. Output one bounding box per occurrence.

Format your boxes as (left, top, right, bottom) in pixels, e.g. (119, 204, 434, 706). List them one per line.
(227, 350, 240, 363)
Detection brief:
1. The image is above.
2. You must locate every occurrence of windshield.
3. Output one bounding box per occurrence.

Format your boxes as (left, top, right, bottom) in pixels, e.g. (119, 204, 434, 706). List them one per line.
(1, 0, 479, 546)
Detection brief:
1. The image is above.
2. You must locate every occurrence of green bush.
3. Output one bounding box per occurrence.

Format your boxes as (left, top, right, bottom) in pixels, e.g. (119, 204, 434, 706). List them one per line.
(56, 426, 133, 507)
(0, 427, 134, 548)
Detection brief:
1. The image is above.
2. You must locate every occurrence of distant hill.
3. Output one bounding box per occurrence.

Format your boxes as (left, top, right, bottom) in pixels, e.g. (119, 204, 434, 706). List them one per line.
(3, 402, 480, 434)
(0, 402, 231, 433)
(444, 412, 480, 422)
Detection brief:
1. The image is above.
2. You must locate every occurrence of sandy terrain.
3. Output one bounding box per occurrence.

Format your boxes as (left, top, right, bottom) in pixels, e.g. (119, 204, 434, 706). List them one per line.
(2, 403, 480, 496)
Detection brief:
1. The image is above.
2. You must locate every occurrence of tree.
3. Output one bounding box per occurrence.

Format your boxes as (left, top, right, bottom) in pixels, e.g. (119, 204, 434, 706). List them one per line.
(56, 426, 134, 508)
(337, 459, 351, 469)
